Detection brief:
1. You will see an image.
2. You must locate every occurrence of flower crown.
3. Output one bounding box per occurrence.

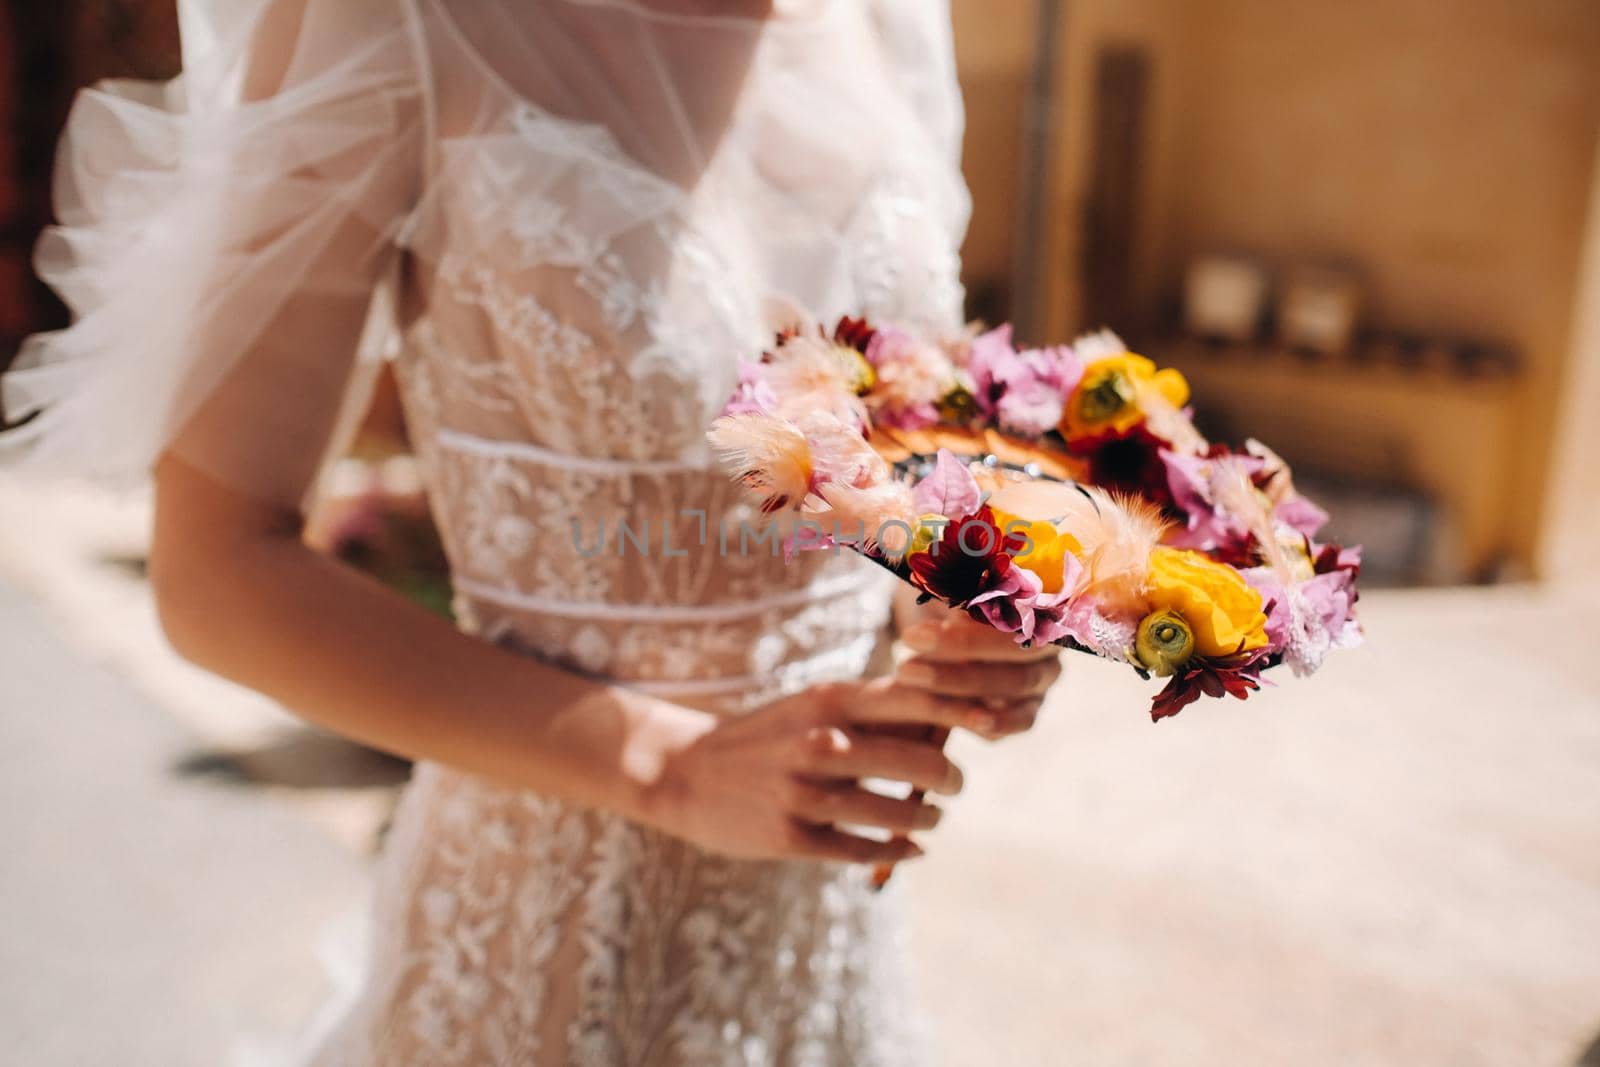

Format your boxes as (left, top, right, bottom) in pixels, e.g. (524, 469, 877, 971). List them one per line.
(709, 315, 1362, 720)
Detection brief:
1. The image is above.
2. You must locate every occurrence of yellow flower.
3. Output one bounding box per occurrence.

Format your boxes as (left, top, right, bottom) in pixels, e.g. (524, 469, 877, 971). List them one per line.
(832, 344, 877, 395)
(908, 513, 948, 555)
(1061, 353, 1190, 440)
(1144, 547, 1268, 658)
(991, 507, 1082, 594)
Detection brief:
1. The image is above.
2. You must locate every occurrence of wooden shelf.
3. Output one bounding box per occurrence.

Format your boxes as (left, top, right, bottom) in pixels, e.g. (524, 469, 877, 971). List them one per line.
(1146, 335, 1524, 580)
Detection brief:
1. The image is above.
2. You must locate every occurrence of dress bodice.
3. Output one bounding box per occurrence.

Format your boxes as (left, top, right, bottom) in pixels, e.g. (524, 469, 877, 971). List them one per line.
(388, 0, 971, 708)
(1, 0, 970, 710)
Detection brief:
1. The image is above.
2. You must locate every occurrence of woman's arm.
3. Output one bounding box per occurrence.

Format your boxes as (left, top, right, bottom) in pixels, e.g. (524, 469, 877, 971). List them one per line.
(150, 453, 982, 863)
(150, 453, 697, 818)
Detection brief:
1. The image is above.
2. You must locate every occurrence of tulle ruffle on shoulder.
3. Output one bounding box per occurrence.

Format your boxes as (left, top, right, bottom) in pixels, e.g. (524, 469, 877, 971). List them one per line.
(1, 0, 970, 507)
(1, 0, 423, 507)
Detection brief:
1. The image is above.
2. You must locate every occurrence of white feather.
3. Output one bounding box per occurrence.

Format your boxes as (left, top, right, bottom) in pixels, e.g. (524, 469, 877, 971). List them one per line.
(1052, 485, 1170, 616)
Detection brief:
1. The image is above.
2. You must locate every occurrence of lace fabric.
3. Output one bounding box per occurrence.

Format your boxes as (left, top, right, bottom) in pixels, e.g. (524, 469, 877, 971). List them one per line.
(6, 1, 971, 1061)
(313, 764, 927, 1067)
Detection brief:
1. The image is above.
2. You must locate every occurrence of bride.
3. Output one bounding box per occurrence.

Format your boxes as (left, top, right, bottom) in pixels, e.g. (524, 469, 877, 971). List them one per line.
(3, 0, 1067, 1062)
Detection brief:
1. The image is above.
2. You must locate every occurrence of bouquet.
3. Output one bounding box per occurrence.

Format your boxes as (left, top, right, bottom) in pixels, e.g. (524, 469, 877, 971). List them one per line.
(708, 316, 1362, 721)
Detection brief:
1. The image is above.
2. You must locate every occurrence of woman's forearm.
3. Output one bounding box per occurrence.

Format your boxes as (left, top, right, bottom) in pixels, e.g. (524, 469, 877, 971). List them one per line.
(150, 477, 709, 820)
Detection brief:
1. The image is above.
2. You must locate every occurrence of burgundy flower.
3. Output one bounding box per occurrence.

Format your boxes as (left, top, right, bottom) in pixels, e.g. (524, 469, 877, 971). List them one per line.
(1072, 424, 1179, 512)
(832, 315, 878, 355)
(1148, 649, 1270, 722)
(907, 505, 1028, 608)
(1313, 542, 1362, 581)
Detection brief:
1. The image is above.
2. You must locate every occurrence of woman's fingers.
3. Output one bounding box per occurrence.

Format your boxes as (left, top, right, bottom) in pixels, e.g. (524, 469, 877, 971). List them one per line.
(896, 654, 1061, 699)
(832, 677, 988, 732)
(796, 724, 964, 795)
(901, 617, 1062, 663)
(818, 675, 1047, 739)
(967, 696, 1043, 740)
(789, 777, 943, 833)
(783, 819, 924, 865)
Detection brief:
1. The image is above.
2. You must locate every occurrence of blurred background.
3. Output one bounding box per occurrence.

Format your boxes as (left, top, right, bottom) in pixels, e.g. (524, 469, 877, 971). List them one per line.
(1, 2, 1599, 1065)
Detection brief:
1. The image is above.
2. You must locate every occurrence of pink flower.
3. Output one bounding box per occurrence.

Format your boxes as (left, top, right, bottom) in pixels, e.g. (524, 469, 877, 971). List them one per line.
(1035, 595, 1137, 658)
(1244, 438, 1328, 538)
(967, 549, 1092, 648)
(964, 325, 1017, 421)
(912, 449, 983, 519)
(1243, 556, 1362, 676)
(864, 327, 954, 430)
(1162, 450, 1266, 561)
(1274, 495, 1329, 540)
(724, 361, 778, 416)
(763, 336, 870, 428)
(968, 561, 1045, 638)
(1163, 447, 1332, 565)
(795, 411, 887, 492)
(965, 325, 1084, 435)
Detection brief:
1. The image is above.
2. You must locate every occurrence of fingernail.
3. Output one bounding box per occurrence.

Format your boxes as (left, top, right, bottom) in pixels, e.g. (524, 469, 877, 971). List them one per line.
(964, 710, 997, 733)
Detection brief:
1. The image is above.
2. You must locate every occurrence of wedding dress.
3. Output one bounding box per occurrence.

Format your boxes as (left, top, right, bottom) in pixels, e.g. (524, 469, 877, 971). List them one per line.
(2, 0, 972, 1062)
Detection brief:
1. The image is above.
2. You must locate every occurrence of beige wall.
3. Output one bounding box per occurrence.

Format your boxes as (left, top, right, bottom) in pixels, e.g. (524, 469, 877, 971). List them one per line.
(1540, 139, 1600, 584)
(1010, 0, 1600, 573)
(1165, 0, 1600, 566)
(1040, 0, 1191, 338)
(950, 0, 1038, 311)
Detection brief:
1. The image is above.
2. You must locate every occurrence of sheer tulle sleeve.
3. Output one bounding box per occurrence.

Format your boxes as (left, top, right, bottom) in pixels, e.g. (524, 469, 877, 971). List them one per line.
(873, 0, 964, 169)
(869, 0, 971, 258)
(0, 0, 424, 509)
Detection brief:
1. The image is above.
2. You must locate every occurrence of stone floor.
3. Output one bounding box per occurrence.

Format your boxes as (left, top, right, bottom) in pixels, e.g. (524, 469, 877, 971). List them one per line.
(2, 477, 1598, 1066)
(0, 576, 369, 1067)
(906, 582, 1600, 1066)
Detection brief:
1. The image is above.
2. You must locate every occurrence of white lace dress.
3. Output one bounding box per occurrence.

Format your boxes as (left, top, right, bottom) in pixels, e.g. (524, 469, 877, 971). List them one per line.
(3, 1, 972, 1062)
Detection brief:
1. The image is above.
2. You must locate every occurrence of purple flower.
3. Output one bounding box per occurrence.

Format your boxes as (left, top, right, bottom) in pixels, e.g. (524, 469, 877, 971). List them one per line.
(968, 562, 1044, 638)
(1274, 494, 1329, 539)
(966, 325, 1084, 435)
(1243, 563, 1362, 676)
(1026, 554, 1094, 647)
(1162, 450, 1265, 558)
(724, 361, 778, 416)
(1034, 594, 1135, 658)
(965, 325, 1018, 421)
(1163, 447, 1334, 568)
(912, 449, 983, 519)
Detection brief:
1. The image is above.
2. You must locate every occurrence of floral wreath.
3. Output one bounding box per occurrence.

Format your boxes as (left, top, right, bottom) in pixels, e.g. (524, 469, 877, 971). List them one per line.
(709, 315, 1362, 721)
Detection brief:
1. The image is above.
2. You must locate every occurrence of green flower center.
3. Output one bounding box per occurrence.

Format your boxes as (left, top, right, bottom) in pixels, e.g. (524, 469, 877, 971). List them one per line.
(1135, 609, 1196, 676)
(834, 347, 877, 395)
(937, 384, 977, 423)
(1077, 371, 1136, 425)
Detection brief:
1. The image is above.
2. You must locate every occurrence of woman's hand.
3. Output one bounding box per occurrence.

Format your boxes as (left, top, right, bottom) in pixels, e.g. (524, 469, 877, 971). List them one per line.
(638, 677, 989, 865)
(895, 613, 1063, 741)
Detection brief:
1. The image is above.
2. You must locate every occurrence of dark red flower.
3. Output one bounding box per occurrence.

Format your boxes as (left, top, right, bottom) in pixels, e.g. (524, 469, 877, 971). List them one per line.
(1071, 424, 1179, 512)
(906, 505, 1027, 608)
(832, 315, 878, 355)
(1312, 542, 1360, 578)
(1148, 649, 1270, 722)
